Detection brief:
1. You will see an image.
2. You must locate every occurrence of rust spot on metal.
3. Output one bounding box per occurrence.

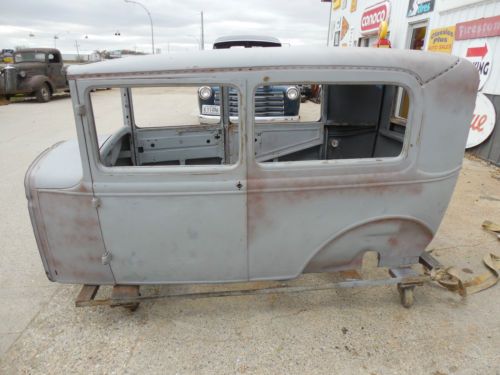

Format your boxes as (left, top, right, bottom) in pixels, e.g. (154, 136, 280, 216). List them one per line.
(70, 182, 92, 193)
(37, 191, 114, 283)
(388, 237, 399, 247)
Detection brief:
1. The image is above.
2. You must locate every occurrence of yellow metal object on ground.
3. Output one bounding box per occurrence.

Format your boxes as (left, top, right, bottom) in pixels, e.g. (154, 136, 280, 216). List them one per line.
(482, 220, 500, 239)
(430, 253, 500, 296)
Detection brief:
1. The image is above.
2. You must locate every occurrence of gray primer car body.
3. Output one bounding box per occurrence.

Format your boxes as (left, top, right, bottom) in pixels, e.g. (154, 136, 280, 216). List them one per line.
(25, 47, 478, 285)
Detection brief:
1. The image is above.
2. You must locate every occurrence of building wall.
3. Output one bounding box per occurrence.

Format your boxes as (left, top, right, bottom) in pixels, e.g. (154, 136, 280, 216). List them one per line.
(328, 0, 500, 165)
(431, 0, 500, 95)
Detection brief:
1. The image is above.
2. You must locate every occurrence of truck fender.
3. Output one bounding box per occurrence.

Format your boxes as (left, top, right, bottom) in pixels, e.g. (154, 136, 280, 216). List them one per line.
(25, 75, 55, 94)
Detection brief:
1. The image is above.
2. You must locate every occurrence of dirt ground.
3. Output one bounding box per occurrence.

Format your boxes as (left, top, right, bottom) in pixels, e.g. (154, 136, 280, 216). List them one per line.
(0, 91, 499, 374)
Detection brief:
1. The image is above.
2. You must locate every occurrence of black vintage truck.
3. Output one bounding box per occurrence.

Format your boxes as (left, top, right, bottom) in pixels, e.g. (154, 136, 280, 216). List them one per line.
(0, 48, 68, 102)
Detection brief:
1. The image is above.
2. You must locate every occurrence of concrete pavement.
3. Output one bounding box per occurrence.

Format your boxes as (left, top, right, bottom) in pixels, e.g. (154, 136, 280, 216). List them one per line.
(0, 92, 499, 374)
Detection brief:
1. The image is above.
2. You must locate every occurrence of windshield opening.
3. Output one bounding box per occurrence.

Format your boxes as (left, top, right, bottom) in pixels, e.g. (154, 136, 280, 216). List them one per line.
(14, 52, 46, 63)
(213, 41, 281, 49)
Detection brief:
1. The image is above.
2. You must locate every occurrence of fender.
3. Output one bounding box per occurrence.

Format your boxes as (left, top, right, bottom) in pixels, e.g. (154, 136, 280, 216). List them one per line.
(19, 75, 55, 94)
(303, 216, 434, 273)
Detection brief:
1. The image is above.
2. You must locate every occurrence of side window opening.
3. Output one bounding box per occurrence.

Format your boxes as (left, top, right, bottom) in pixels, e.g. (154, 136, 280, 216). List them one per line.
(254, 83, 408, 164)
(48, 53, 60, 63)
(90, 85, 240, 168)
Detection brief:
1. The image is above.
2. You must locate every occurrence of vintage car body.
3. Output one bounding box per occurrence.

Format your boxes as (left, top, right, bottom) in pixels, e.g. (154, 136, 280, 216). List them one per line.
(25, 47, 478, 286)
(0, 48, 68, 102)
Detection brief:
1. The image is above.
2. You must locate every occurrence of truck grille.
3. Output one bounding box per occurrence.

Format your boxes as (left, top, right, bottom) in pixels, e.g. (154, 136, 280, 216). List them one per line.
(214, 88, 285, 117)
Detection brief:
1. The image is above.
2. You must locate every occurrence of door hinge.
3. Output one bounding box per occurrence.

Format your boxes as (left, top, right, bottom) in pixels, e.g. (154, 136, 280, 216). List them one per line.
(91, 197, 101, 208)
(75, 104, 86, 116)
(101, 251, 112, 265)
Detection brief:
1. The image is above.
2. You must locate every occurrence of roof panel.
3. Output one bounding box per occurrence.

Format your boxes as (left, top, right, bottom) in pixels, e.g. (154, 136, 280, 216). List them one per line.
(214, 35, 281, 45)
(67, 47, 460, 84)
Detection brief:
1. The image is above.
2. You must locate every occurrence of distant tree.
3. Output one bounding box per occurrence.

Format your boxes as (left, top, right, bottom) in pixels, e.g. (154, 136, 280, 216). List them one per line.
(94, 50, 111, 60)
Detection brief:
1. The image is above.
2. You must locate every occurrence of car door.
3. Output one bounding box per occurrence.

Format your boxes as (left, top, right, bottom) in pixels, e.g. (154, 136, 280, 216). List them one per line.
(47, 52, 66, 88)
(80, 79, 248, 284)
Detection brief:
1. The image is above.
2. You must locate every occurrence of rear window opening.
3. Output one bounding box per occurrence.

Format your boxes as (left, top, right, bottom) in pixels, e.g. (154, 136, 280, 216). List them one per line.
(254, 83, 408, 163)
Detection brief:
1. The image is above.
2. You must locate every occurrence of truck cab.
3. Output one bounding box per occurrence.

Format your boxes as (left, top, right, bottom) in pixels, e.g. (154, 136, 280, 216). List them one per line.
(199, 36, 301, 124)
(0, 48, 67, 102)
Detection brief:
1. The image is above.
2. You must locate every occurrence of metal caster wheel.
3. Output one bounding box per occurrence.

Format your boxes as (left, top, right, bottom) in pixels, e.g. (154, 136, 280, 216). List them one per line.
(397, 285, 415, 308)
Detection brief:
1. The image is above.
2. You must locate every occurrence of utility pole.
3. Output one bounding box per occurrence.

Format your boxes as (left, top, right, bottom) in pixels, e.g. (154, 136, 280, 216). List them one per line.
(124, 0, 155, 54)
(75, 40, 80, 60)
(200, 11, 205, 50)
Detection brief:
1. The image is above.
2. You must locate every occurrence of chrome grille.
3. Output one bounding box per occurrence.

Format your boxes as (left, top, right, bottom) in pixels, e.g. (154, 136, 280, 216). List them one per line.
(214, 88, 285, 117)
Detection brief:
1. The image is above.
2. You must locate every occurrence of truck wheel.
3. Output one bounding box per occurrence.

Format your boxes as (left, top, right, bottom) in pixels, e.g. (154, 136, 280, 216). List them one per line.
(35, 83, 51, 103)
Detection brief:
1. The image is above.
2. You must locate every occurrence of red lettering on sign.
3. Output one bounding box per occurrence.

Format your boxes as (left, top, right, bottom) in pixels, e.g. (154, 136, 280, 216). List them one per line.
(470, 114, 487, 132)
(361, 1, 390, 33)
(456, 15, 500, 40)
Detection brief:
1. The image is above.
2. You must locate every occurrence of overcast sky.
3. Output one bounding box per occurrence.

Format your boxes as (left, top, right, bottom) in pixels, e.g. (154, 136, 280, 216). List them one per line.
(0, 0, 332, 54)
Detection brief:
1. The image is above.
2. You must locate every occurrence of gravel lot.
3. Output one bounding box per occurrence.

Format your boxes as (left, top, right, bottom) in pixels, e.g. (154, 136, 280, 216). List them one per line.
(0, 90, 499, 374)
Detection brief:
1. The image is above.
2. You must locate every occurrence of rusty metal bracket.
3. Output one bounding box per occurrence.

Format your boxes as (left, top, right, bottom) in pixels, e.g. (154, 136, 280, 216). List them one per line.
(419, 251, 444, 271)
(75, 252, 443, 310)
(75, 272, 429, 308)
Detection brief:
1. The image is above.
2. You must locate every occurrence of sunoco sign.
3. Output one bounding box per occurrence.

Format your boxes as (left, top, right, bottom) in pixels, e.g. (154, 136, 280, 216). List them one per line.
(361, 1, 391, 34)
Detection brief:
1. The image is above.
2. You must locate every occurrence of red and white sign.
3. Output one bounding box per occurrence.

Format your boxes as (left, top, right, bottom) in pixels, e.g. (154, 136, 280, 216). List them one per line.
(466, 93, 496, 149)
(456, 15, 500, 41)
(361, 1, 390, 34)
(465, 40, 492, 90)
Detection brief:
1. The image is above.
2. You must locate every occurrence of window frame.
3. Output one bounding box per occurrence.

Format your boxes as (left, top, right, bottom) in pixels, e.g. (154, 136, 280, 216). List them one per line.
(247, 69, 422, 175)
(81, 78, 245, 178)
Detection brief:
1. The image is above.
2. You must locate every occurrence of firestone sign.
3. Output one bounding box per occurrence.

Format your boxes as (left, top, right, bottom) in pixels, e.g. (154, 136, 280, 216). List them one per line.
(361, 1, 390, 35)
(456, 15, 500, 41)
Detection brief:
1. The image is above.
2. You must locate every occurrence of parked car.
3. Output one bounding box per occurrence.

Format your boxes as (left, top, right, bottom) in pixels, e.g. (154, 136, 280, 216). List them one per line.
(0, 48, 68, 102)
(198, 36, 300, 124)
(25, 47, 478, 307)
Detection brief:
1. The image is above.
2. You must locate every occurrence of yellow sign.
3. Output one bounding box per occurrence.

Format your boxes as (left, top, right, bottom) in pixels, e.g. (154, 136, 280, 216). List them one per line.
(333, 0, 341, 10)
(350, 0, 357, 12)
(427, 26, 455, 54)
